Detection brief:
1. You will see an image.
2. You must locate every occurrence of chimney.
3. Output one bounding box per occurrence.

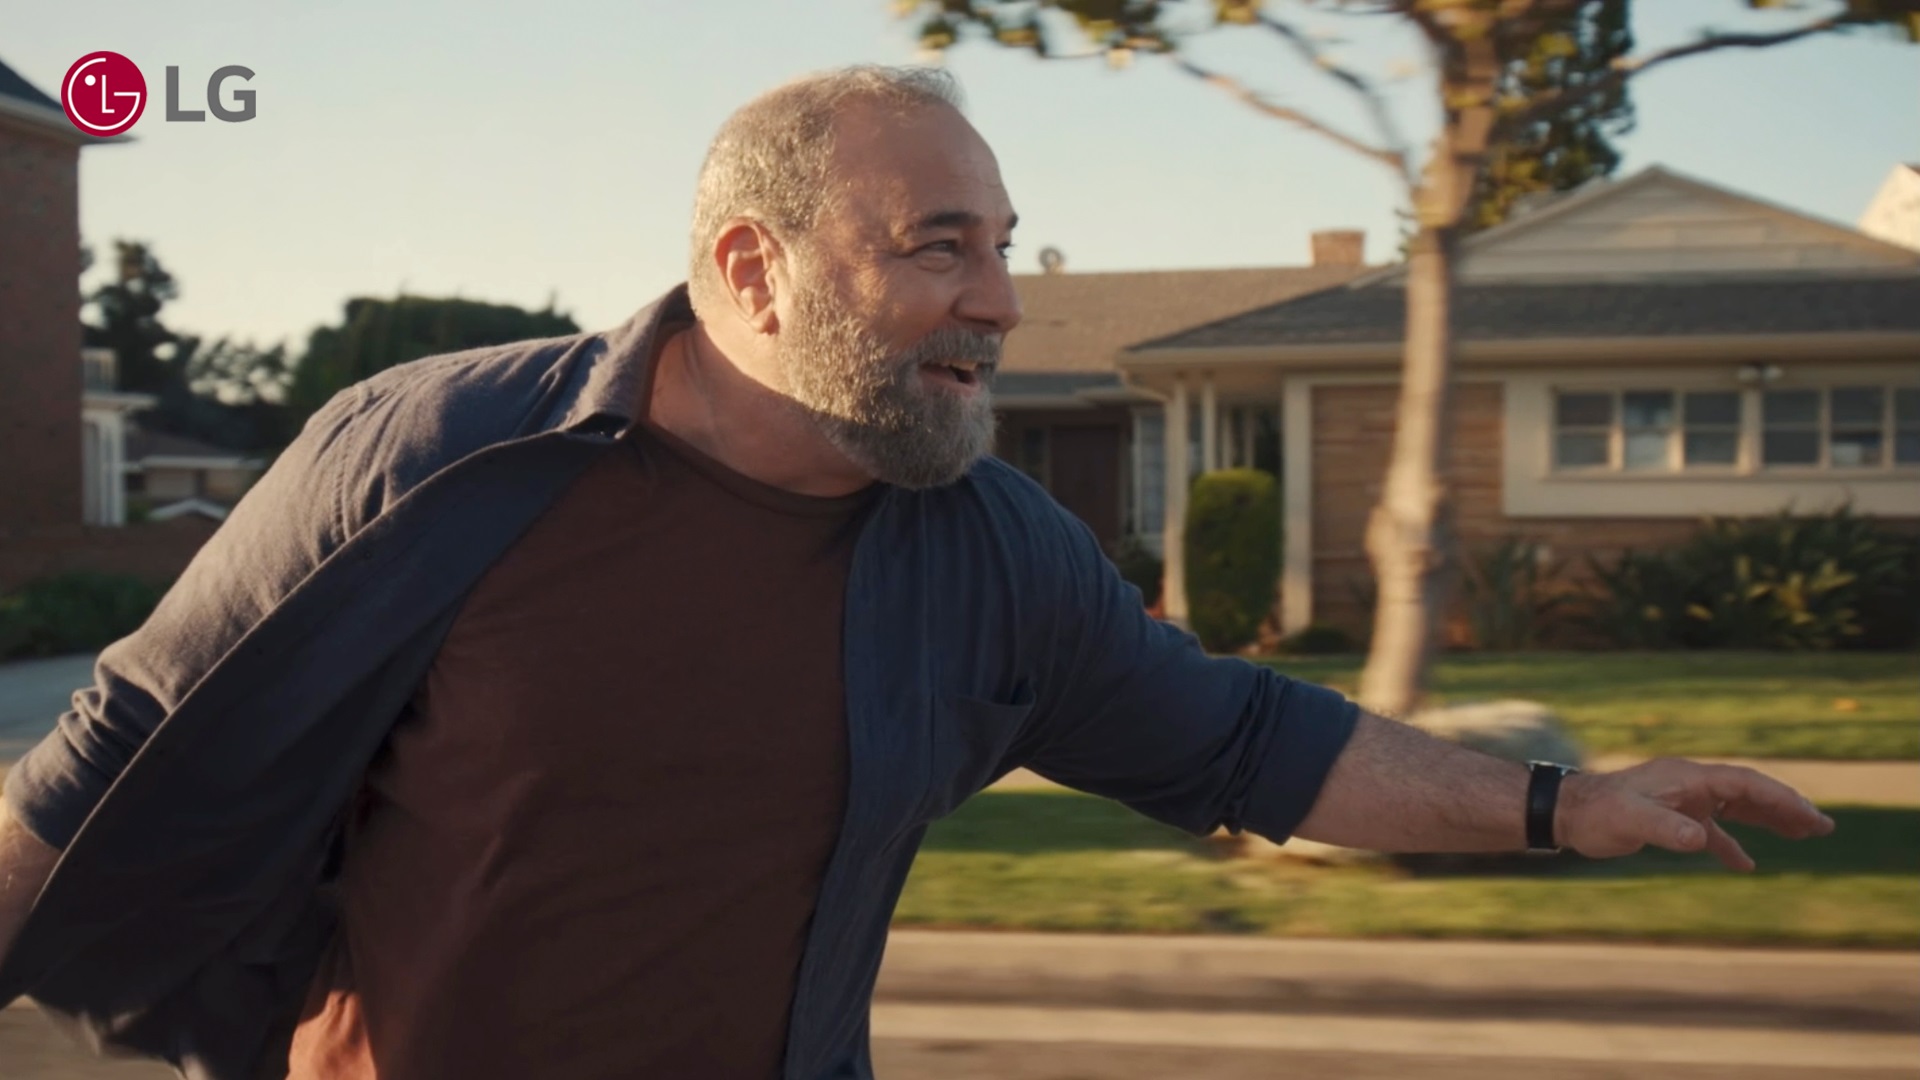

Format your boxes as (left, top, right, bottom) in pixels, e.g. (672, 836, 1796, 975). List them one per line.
(1310, 229, 1365, 268)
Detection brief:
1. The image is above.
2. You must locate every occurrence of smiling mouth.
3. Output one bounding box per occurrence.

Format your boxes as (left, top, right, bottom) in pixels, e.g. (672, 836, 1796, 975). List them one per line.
(921, 360, 989, 387)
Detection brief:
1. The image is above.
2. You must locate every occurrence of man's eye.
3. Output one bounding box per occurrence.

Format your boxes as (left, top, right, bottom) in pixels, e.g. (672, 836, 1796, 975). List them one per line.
(996, 243, 1015, 261)
(919, 241, 961, 256)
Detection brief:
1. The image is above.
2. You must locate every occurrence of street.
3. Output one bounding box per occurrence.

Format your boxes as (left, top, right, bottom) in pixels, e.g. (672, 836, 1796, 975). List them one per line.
(8, 999, 1918, 1078)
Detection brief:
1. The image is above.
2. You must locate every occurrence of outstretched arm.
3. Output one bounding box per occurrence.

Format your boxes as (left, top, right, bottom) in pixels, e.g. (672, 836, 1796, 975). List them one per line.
(1295, 712, 1835, 869)
(1012, 490, 1832, 868)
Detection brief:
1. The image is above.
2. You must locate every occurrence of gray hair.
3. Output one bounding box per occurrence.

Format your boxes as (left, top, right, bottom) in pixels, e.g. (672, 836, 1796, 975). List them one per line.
(686, 65, 964, 316)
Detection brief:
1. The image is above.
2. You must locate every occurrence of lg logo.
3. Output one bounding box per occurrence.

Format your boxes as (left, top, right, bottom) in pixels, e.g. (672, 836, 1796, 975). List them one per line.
(61, 51, 256, 137)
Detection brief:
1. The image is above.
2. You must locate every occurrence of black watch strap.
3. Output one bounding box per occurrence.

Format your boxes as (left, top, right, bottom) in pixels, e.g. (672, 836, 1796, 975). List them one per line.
(1526, 761, 1577, 853)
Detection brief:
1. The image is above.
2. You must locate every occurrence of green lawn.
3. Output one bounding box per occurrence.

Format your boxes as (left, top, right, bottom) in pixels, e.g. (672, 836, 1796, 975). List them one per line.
(894, 789, 1920, 948)
(1253, 651, 1920, 760)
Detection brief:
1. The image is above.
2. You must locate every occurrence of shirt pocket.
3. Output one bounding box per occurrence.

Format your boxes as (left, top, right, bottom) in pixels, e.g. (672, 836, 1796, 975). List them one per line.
(920, 687, 1036, 822)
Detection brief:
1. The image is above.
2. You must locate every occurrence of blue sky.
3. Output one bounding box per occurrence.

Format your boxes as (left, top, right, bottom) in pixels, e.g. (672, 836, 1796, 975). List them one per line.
(8, 0, 1916, 349)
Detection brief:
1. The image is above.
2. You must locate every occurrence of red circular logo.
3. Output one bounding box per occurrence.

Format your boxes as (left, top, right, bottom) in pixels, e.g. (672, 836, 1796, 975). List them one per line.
(61, 52, 147, 137)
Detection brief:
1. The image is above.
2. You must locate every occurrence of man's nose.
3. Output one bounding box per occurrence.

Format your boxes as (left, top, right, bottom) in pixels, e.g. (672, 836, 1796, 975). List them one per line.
(957, 255, 1022, 336)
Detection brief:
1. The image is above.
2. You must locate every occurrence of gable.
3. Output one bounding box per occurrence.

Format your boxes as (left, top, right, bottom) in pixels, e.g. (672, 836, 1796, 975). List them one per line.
(1455, 169, 1920, 282)
(1859, 164, 1920, 252)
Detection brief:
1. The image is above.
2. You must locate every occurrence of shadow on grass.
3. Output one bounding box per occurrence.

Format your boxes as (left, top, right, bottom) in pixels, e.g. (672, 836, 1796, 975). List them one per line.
(922, 790, 1197, 854)
(929, 791, 1918, 880)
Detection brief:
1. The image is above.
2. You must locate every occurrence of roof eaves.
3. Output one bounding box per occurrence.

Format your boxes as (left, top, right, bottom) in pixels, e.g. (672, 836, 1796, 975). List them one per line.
(0, 94, 91, 145)
(1122, 280, 1372, 353)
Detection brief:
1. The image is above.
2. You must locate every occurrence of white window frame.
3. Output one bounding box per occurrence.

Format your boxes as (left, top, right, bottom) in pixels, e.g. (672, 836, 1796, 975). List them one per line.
(1758, 385, 1917, 473)
(1507, 368, 1920, 519)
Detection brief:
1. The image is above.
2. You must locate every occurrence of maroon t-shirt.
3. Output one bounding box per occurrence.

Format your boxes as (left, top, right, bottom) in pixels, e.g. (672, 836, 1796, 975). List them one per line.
(287, 379, 872, 1077)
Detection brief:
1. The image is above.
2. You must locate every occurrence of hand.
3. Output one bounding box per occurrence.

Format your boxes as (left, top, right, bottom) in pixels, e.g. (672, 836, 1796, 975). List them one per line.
(1554, 758, 1835, 872)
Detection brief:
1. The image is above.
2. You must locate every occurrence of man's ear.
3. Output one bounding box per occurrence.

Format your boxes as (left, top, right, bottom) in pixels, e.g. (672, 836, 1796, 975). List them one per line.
(713, 218, 784, 334)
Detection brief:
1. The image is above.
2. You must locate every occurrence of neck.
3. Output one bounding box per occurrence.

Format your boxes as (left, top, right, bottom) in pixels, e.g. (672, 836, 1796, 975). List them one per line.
(646, 327, 876, 498)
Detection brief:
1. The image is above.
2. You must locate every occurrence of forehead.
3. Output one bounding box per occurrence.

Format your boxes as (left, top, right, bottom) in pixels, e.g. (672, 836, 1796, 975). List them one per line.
(824, 103, 1014, 233)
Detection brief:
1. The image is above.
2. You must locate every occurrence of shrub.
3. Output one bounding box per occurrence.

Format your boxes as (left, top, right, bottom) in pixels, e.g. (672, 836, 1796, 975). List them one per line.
(0, 572, 167, 659)
(1582, 507, 1920, 651)
(1183, 469, 1281, 653)
(1460, 535, 1573, 650)
(1279, 623, 1357, 655)
(1107, 535, 1163, 608)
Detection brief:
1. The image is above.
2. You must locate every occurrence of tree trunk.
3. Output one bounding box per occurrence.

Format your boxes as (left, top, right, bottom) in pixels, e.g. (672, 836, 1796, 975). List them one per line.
(1356, 221, 1458, 718)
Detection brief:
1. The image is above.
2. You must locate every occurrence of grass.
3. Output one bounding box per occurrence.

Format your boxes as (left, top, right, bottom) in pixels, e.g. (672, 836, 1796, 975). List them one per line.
(1253, 651, 1920, 760)
(893, 789, 1920, 948)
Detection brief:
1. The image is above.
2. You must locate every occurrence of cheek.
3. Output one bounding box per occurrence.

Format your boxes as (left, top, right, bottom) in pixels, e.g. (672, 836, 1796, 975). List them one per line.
(874, 291, 958, 350)
(844, 263, 960, 349)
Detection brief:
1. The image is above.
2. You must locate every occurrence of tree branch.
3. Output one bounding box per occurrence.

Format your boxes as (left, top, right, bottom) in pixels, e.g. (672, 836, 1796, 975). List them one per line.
(1496, 14, 1845, 138)
(1255, 12, 1416, 189)
(1169, 55, 1412, 190)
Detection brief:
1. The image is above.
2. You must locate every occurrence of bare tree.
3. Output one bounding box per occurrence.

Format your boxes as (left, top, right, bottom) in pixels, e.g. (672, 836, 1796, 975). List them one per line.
(903, 0, 1915, 716)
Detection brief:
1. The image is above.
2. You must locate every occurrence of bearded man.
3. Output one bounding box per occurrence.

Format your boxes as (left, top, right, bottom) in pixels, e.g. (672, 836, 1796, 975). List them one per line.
(0, 66, 1832, 1080)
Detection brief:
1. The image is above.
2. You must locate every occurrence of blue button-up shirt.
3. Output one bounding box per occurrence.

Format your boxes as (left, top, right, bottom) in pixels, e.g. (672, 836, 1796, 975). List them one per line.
(0, 287, 1357, 1079)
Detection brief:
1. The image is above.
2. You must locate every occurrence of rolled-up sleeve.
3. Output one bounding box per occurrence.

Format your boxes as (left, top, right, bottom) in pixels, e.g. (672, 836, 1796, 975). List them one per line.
(1017, 505, 1358, 842)
(2, 388, 366, 850)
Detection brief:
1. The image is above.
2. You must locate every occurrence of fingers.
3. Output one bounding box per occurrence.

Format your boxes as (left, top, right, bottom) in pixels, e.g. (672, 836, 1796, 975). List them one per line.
(1700, 765, 1834, 839)
(1631, 801, 1709, 858)
(1702, 819, 1755, 873)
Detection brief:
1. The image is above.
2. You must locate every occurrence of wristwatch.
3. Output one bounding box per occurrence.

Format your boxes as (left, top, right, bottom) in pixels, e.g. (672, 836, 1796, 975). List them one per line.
(1526, 760, 1579, 854)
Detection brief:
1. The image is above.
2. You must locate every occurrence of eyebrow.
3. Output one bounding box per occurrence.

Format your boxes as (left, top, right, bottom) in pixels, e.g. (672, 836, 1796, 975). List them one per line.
(907, 210, 1019, 236)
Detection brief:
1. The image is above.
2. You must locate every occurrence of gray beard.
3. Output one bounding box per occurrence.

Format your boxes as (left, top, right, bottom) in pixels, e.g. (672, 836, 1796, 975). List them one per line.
(775, 278, 1001, 490)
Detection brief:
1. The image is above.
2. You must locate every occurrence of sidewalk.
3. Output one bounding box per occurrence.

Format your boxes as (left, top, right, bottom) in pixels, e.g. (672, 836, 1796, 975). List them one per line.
(8, 931, 1918, 1078)
(876, 929, 1920, 1033)
(0, 654, 94, 763)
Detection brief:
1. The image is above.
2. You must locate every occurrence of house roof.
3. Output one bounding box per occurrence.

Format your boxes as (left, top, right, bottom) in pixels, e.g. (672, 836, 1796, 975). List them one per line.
(146, 498, 232, 523)
(993, 372, 1124, 396)
(1002, 265, 1368, 374)
(1133, 275, 1920, 351)
(0, 55, 60, 112)
(1134, 166, 1920, 355)
(0, 54, 125, 145)
(125, 426, 260, 465)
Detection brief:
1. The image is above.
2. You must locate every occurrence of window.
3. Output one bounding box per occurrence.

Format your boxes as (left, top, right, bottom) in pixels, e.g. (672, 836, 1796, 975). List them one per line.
(1132, 407, 1165, 540)
(1830, 387, 1884, 467)
(1216, 404, 1283, 475)
(1622, 391, 1674, 470)
(1761, 389, 1820, 466)
(1554, 389, 1741, 472)
(1553, 384, 1919, 475)
(1681, 392, 1740, 467)
(1761, 386, 1913, 469)
(1554, 392, 1612, 469)
(1899, 388, 1920, 465)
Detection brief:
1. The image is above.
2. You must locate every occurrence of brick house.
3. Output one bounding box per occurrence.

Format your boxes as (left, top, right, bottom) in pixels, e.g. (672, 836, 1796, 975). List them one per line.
(1, 56, 91, 540)
(1120, 167, 1920, 634)
(0, 55, 215, 592)
(993, 237, 1369, 549)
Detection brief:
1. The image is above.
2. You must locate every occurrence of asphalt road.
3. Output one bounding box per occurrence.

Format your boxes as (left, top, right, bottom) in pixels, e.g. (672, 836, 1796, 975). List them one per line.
(8, 1000, 1917, 1079)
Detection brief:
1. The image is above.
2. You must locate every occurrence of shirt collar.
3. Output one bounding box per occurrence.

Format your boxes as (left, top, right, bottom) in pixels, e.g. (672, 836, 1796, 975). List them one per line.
(550, 283, 694, 438)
